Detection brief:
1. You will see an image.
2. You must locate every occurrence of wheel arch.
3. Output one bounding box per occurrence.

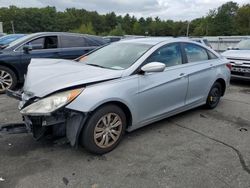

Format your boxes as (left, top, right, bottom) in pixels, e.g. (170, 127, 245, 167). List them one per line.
(90, 101, 133, 129)
(215, 78, 226, 96)
(0, 62, 20, 82)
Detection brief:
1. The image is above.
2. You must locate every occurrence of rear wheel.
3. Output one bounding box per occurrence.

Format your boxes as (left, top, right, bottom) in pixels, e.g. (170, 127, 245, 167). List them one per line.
(0, 66, 17, 94)
(205, 82, 222, 109)
(81, 104, 126, 154)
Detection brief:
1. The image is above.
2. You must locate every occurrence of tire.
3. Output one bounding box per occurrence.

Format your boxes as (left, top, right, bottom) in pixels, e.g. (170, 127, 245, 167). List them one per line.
(80, 104, 126, 155)
(0, 65, 17, 94)
(205, 82, 222, 109)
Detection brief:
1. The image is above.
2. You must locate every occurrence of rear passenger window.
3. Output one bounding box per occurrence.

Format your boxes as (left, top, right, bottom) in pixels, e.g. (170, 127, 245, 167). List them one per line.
(146, 43, 182, 67)
(61, 35, 88, 48)
(184, 43, 209, 63)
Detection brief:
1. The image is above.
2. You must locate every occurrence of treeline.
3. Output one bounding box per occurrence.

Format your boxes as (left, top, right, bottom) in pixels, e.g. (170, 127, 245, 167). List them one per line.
(0, 1, 249, 36)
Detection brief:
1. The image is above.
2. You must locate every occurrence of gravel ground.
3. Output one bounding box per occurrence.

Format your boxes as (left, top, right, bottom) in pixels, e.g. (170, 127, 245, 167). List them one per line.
(0, 80, 250, 188)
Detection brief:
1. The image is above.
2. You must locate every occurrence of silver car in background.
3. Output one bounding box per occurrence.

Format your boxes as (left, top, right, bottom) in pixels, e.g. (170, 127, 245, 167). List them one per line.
(10, 38, 231, 154)
(222, 39, 250, 80)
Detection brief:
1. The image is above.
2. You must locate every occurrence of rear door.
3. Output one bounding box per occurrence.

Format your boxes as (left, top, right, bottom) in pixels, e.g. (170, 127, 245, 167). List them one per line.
(182, 42, 218, 105)
(58, 35, 96, 59)
(138, 43, 189, 123)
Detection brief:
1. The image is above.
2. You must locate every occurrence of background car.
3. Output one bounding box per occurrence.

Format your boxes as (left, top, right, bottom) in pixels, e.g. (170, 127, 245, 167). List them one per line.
(0, 34, 26, 49)
(0, 32, 106, 93)
(15, 38, 231, 154)
(222, 39, 250, 80)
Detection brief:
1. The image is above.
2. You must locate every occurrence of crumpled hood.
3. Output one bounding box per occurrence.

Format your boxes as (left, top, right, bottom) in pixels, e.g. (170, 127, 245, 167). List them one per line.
(222, 50, 250, 59)
(23, 58, 123, 97)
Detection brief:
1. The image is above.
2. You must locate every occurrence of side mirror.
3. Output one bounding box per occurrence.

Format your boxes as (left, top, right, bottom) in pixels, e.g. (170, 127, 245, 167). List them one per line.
(23, 45, 32, 53)
(141, 62, 166, 73)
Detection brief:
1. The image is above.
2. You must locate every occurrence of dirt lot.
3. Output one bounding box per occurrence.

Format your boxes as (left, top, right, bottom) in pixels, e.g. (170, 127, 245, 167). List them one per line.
(0, 81, 250, 188)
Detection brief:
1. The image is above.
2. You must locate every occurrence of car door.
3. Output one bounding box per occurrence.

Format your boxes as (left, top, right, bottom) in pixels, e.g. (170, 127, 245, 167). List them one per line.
(182, 42, 218, 105)
(59, 35, 95, 59)
(20, 35, 60, 69)
(138, 43, 189, 124)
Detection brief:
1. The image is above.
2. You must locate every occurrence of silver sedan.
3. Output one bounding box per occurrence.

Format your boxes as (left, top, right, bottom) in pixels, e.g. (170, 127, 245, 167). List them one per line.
(13, 38, 231, 154)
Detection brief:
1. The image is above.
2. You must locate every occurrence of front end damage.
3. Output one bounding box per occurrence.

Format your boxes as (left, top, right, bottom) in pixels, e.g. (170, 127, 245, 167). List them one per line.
(6, 89, 88, 147)
(23, 110, 88, 146)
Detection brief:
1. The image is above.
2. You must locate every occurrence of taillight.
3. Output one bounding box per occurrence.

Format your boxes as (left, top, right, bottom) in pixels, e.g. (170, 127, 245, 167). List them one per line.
(226, 63, 232, 70)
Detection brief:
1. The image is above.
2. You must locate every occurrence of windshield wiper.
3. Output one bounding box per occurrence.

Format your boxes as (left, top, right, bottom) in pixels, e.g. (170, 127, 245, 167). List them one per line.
(87, 64, 106, 68)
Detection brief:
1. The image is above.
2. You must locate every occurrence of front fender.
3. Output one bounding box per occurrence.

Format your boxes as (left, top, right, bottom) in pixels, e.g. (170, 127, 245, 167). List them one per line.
(66, 76, 139, 126)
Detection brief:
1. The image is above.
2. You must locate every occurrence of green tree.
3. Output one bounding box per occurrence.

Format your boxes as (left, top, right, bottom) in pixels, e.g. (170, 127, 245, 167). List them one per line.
(0, 3, 248, 36)
(71, 22, 96, 35)
(109, 24, 125, 36)
(105, 12, 117, 31)
(132, 22, 143, 35)
(211, 1, 239, 35)
(236, 4, 250, 35)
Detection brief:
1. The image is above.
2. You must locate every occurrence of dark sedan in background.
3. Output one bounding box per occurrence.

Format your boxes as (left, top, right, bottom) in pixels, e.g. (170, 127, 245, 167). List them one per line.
(0, 32, 106, 93)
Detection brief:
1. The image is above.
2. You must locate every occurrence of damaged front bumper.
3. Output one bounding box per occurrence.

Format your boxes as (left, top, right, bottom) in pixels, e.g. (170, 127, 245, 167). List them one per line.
(23, 110, 88, 146)
(7, 89, 88, 147)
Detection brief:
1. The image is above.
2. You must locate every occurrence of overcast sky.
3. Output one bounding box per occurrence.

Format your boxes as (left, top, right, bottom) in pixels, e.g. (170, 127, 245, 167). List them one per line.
(0, 0, 249, 20)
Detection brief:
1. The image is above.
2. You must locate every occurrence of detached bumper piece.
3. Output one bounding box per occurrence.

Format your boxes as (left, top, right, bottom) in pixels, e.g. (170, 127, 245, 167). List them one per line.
(6, 89, 22, 100)
(23, 110, 88, 146)
(0, 123, 28, 134)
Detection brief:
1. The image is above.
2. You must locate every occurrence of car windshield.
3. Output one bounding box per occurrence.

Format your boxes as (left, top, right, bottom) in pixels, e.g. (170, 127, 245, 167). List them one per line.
(235, 39, 250, 50)
(4, 34, 34, 49)
(0, 35, 25, 45)
(80, 42, 152, 70)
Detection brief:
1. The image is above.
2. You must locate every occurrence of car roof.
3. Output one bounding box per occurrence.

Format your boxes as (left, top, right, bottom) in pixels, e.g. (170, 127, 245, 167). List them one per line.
(119, 37, 187, 45)
(24, 32, 103, 39)
(23, 32, 106, 45)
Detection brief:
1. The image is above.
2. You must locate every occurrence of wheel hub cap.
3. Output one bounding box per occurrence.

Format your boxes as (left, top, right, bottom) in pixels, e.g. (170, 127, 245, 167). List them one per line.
(94, 113, 122, 148)
(210, 88, 219, 103)
(0, 70, 13, 92)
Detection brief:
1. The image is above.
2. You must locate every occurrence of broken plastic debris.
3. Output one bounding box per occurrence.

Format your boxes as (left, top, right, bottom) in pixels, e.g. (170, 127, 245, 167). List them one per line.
(239, 127, 248, 132)
(0, 177, 5, 182)
(62, 177, 69, 185)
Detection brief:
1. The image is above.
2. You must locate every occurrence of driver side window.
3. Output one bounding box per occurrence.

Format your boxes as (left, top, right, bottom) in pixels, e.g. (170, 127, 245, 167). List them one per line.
(20, 36, 58, 51)
(27, 37, 45, 50)
(146, 43, 182, 67)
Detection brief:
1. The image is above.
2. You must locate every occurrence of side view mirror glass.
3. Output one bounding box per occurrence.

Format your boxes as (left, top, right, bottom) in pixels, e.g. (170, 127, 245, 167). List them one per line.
(141, 62, 166, 73)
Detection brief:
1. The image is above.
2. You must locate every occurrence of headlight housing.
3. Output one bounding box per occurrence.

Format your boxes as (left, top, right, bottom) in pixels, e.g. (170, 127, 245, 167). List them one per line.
(20, 88, 83, 116)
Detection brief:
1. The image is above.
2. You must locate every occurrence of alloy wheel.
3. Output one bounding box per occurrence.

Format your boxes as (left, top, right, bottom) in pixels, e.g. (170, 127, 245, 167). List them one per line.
(209, 87, 220, 105)
(94, 113, 123, 148)
(0, 70, 13, 92)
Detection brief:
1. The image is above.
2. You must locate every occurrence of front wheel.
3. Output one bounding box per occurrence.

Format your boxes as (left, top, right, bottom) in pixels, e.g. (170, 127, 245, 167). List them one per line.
(80, 104, 126, 154)
(205, 82, 222, 109)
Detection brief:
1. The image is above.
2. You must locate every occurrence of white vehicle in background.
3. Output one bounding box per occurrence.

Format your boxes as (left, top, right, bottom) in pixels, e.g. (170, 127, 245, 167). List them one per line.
(191, 37, 213, 49)
(222, 39, 250, 80)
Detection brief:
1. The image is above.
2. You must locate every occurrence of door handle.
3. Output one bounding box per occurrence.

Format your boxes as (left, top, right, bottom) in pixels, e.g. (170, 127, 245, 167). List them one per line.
(179, 73, 185, 77)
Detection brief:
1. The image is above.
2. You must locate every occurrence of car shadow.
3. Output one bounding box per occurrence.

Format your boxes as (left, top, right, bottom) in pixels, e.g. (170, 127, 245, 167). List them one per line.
(124, 106, 203, 140)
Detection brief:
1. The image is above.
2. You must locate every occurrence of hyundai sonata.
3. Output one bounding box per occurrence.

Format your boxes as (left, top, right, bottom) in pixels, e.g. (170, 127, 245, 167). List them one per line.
(9, 38, 231, 154)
